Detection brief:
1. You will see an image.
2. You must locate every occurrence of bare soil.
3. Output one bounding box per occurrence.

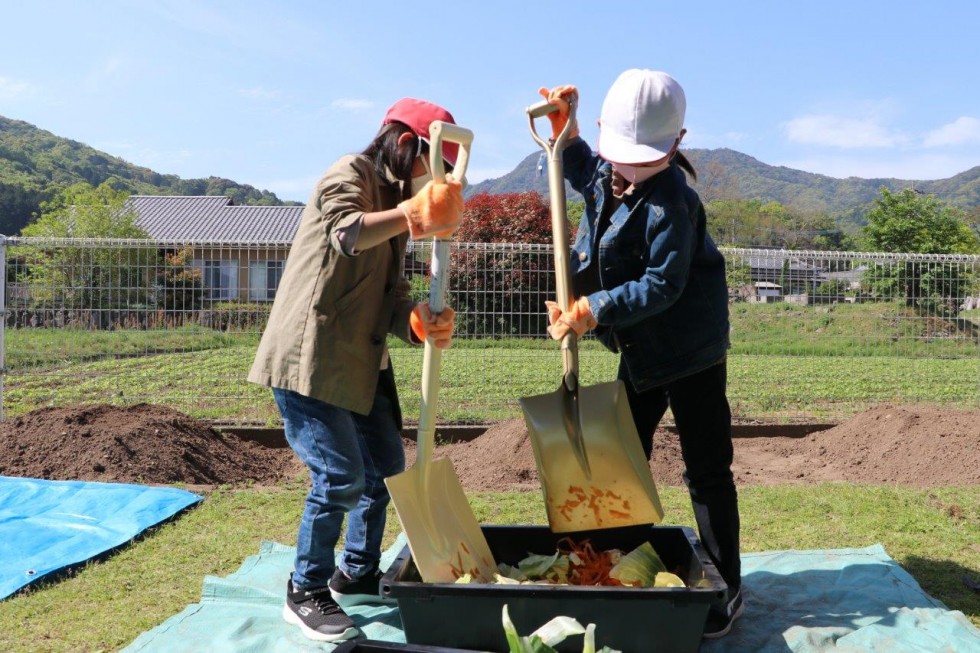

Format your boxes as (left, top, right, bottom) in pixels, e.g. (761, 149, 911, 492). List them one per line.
(407, 404, 980, 491)
(0, 403, 977, 489)
(0, 404, 302, 485)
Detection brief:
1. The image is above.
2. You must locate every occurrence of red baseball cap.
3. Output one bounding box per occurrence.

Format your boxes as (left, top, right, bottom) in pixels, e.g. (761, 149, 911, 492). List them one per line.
(382, 97, 459, 167)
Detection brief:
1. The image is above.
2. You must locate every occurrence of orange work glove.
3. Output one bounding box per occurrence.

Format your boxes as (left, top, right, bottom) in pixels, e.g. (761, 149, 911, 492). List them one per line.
(398, 176, 464, 240)
(410, 302, 456, 349)
(537, 85, 580, 140)
(544, 296, 596, 341)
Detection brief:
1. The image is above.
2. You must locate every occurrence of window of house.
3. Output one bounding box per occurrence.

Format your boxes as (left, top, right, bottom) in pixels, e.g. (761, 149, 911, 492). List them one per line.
(198, 260, 238, 300)
(248, 260, 285, 301)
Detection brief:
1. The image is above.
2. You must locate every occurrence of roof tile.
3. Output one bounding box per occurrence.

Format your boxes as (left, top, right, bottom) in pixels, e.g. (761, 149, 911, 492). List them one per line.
(128, 196, 302, 243)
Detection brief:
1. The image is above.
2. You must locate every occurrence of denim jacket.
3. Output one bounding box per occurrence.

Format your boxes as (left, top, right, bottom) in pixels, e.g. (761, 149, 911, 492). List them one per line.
(562, 137, 730, 391)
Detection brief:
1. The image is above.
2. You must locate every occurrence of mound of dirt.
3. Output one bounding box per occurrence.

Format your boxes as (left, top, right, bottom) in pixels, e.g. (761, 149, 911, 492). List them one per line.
(740, 405, 980, 486)
(407, 404, 980, 491)
(2, 402, 977, 490)
(0, 404, 298, 485)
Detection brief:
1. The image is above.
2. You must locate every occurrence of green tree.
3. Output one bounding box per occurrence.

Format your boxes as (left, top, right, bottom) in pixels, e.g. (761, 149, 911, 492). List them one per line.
(566, 200, 584, 232)
(862, 187, 979, 255)
(19, 182, 159, 313)
(22, 182, 147, 239)
(706, 198, 851, 250)
(725, 260, 753, 301)
(861, 188, 980, 315)
(156, 247, 205, 314)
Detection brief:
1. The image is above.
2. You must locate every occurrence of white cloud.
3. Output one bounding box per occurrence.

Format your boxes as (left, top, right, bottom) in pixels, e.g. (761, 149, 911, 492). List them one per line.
(0, 75, 36, 101)
(782, 114, 908, 149)
(238, 86, 282, 101)
(923, 116, 980, 147)
(331, 98, 375, 110)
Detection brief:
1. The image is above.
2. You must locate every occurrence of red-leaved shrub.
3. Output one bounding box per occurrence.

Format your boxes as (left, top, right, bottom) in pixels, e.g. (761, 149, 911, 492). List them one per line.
(447, 192, 569, 338)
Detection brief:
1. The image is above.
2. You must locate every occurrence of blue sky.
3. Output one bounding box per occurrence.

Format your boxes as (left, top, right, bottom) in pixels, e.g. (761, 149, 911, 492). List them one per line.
(2, 1, 978, 203)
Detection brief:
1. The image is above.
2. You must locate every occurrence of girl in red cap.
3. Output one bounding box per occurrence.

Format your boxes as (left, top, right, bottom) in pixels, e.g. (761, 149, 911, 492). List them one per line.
(539, 71, 742, 639)
(248, 97, 463, 642)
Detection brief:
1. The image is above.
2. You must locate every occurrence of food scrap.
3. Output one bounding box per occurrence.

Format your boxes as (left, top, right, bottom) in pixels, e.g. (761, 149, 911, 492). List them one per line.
(456, 538, 686, 588)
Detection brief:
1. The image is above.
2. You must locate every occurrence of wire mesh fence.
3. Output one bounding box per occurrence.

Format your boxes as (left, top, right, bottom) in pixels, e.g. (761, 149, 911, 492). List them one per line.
(2, 236, 978, 426)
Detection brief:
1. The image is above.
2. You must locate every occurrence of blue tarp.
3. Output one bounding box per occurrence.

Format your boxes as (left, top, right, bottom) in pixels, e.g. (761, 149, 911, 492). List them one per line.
(0, 476, 202, 599)
(703, 546, 980, 652)
(125, 539, 407, 653)
(125, 538, 980, 653)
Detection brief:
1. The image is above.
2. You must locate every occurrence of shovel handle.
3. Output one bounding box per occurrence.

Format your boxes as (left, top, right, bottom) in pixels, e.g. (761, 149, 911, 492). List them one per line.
(426, 121, 473, 314)
(417, 122, 473, 464)
(526, 98, 580, 379)
(429, 121, 473, 187)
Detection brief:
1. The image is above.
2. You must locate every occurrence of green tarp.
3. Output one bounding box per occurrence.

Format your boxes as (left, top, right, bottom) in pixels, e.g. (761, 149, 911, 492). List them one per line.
(125, 539, 980, 652)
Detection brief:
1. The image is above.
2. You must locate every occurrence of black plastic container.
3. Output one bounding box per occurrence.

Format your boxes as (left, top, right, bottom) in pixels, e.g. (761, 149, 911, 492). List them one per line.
(381, 525, 727, 653)
(333, 641, 484, 653)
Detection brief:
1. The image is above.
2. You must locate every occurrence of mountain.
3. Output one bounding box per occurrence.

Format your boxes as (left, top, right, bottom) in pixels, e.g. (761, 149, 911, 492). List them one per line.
(4, 112, 977, 237)
(0, 115, 297, 235)
(466, 147, 980, 228)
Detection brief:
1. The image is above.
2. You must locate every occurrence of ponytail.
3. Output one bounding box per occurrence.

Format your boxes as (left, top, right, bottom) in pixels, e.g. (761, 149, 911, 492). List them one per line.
(674, 150, 697, 182)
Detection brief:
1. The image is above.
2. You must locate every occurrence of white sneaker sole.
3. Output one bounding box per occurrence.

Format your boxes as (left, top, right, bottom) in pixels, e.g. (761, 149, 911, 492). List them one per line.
(282, 604, 359, 642)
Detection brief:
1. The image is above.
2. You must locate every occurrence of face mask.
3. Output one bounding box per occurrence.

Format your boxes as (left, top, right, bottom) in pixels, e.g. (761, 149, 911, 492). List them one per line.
(612, 159, 670, 185)
(410, 154, 432, 195)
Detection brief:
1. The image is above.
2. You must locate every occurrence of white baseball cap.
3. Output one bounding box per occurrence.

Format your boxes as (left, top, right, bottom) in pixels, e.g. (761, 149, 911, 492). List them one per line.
(597, 69, 686, 164)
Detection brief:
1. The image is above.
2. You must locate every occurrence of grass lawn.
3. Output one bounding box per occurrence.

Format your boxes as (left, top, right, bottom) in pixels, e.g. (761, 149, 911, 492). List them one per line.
(0, 483, 977, 652)
(4, 301, 977, 423)
(5, 344, 978, 424)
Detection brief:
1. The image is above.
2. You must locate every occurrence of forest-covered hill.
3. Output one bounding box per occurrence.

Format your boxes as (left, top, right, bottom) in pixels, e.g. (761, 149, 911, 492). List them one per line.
(0, 115, 296, 234)
(466, 147, 980, 230)
(3, 112, 977, 236)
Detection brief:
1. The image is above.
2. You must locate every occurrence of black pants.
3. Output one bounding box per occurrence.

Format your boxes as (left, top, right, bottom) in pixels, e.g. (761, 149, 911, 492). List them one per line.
(619, 360, 742, 593)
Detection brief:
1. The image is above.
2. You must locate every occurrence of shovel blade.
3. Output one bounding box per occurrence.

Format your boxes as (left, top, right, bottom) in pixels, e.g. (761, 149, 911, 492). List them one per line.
(385, 457, 496, 583)
(519, 379, 664, 533)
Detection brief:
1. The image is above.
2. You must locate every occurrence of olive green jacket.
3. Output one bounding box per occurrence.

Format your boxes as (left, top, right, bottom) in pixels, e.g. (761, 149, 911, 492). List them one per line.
(247, 154, 417, 415)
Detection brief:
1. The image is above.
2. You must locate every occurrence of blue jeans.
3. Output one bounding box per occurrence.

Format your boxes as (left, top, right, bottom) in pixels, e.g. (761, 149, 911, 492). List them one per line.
(273, 371, 405, 591)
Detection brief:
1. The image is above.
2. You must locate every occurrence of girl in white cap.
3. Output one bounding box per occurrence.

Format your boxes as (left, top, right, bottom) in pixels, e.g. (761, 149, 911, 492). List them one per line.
(540, 71, 743, 639)
(248, 97, 464, 642)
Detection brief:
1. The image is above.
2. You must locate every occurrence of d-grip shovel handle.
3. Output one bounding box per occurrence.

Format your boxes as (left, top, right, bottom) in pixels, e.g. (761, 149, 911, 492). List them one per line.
(426, 121, 472, 313)
(527, 99, 591, 479)
(526, 99, 580, 389)
(416, 121, 473, 467)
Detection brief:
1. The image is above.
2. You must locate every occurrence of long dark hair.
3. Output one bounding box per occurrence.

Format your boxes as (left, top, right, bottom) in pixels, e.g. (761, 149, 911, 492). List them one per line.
(361, 122, 428, 199)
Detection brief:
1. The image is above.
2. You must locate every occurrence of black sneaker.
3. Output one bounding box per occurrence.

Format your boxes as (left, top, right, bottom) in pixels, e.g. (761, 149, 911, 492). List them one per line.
(283, 579, 359, 642)
(329, 567, 396, 607)
(703, 589, 744, 639)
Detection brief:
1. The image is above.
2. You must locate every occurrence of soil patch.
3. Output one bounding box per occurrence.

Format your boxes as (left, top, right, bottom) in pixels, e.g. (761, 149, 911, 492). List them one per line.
(406, 404, 980, 491)
(1, 403, 977, 490)
(0, 403, 300, 485)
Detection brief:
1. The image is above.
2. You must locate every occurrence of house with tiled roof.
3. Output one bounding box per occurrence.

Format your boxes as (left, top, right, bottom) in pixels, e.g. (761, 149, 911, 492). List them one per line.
(128, 195, 303, 303)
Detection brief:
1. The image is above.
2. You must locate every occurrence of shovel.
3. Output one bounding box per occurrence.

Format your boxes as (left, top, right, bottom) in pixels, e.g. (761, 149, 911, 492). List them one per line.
(519, 98, 665, 533)
(385, 121, 496, 583)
